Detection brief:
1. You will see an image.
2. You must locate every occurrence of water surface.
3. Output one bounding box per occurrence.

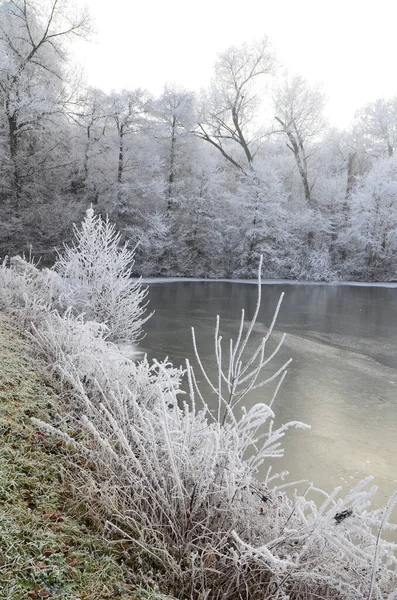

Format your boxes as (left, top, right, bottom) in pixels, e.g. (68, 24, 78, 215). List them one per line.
(142, 281, 397, 503)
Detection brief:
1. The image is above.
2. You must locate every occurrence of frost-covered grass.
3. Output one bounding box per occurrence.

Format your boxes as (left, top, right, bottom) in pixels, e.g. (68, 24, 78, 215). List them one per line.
(0, 210, 396, 599)
(0, 318, 139, 599)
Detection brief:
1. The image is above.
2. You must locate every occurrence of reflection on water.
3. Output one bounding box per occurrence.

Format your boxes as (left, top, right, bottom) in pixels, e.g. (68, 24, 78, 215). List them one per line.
(142, 282, 397, 504)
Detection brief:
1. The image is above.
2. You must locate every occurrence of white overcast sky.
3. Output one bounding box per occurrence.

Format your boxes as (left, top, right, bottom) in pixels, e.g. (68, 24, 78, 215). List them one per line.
(72, 0, 397, 128)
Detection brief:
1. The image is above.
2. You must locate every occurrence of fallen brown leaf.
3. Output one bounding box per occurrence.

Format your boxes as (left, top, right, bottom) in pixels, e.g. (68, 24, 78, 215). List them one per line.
(42, 512, 64, 522)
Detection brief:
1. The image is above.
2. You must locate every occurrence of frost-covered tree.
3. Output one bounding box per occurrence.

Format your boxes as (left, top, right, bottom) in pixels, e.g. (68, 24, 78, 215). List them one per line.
(68, 86, 110, 199)
(54, 207, 150, 343)
(231, 165, 290, 276)
(274, 74, 326, 209)
(343, 155, 397, 280)
(353, 97, 397, 158)
(107, 89, 151, 185)
(152, 84, 197, 209)
(196, 38, 276, 174)
(0, 0, 88, 205)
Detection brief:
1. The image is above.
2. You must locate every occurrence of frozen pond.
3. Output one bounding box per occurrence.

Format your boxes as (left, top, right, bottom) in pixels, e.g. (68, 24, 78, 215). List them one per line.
(142, 281, 397, 504)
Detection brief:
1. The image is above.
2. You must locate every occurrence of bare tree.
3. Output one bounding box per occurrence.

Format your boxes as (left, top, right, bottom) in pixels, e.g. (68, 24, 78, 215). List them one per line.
(107, 89, 151, 187)
(274, 75, 326, 209)
(153, 84, 196, 209)
(353, 97, 397, 158)
(0, 0, 89, 205)
(196, 38, 276, 174)
(69, 87, 109, 193)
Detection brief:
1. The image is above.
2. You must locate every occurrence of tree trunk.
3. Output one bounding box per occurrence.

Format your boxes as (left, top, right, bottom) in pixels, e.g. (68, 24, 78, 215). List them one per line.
(7, 112, 21, 208)
(83, 125, 91, 183)
(231, 105, 254, 168)
(117, 126, 124, 184)
(167, 117, 176, 210)
(345, 152, 357, 203)
(274, 117, 314, 209)
(297, 156, 312, 208)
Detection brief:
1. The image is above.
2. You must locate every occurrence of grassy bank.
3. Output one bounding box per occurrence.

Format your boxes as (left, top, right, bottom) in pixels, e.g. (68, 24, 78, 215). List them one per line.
(0, 318, 167, 600)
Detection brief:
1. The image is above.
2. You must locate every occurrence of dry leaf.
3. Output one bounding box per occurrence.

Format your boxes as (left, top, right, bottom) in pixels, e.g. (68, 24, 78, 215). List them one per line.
(42, 512, 64, 522)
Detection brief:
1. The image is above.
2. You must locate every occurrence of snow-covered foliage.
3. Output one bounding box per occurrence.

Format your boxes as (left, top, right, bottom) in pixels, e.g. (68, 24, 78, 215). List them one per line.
(1, 2, 397, 282)
(0, 209, 150, 349)
(1, 236, 395, 598)
(0, 255, 64, 327)
(54, 207, 151, 343)
(342, 156, 397, 280)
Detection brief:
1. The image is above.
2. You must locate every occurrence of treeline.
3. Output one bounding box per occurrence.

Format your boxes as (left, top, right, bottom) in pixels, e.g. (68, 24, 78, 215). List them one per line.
(1, 0, 397, 280)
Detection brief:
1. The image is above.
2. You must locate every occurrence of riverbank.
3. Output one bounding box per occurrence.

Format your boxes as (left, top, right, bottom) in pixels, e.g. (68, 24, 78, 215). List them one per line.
(142, 277, 397, 288)
(0, 317, 166, 599)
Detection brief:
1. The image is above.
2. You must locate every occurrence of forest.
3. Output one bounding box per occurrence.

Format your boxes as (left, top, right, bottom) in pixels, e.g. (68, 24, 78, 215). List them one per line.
(1, 0, 397, 281)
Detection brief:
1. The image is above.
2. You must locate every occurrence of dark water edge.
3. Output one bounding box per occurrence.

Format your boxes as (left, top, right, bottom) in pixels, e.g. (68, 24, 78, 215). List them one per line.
(142, 281, 397, 505)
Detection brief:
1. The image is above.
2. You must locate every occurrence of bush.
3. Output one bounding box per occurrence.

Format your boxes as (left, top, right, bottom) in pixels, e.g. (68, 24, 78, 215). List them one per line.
(54, 207, 151, 344)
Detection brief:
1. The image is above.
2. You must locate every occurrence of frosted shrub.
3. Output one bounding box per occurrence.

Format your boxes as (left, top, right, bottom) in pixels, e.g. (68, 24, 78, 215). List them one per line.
(0, 210, 150, 351)
(292, 245, 337, 282)
(29, 309, 182, 414)
(54, 207, 151, 344)
(27, 259, 397, 599)
(0, 256, 67, 329)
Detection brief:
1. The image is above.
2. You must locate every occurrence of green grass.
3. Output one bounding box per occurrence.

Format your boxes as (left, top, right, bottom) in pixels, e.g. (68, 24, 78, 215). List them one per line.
(0, 318, 173, 600)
